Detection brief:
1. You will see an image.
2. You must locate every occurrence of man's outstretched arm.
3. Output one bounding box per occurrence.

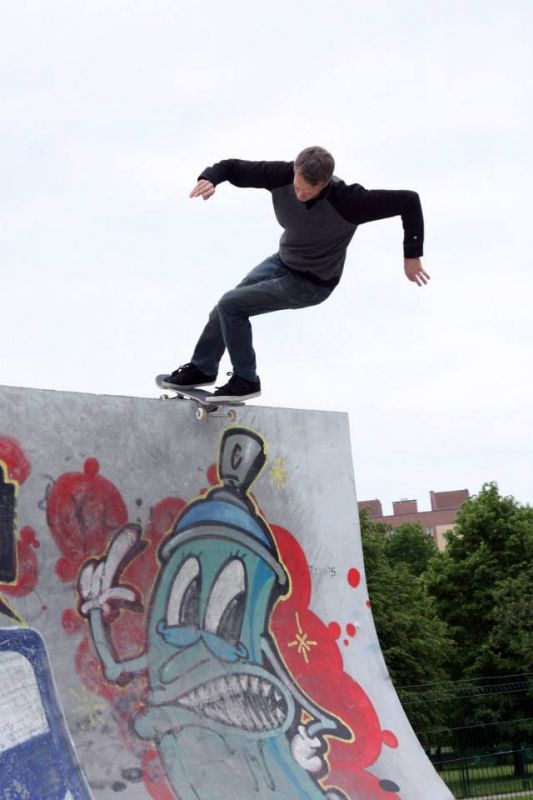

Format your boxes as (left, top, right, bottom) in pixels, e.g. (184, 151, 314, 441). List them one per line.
(190, 159, 293, 200)
(331, 181, 430, 286)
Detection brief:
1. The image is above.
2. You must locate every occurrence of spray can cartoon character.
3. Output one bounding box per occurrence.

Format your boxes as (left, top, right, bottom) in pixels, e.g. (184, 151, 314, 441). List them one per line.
(78, 428, 349, 799)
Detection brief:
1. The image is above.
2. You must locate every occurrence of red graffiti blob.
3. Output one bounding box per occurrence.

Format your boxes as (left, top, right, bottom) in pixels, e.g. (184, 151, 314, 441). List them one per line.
(199, 462, 224, 496)
(207, 463, 219, 486)
(327, 621, 341, 640)
(62, 607, 83, 635)
(271, 525, 400, 800)
(47, 458, 129, 582)
(382, 730, 399, 749)
(342, 623, 358, 647)
(347, 567, 361, 588)
(0, 435, 31, 484)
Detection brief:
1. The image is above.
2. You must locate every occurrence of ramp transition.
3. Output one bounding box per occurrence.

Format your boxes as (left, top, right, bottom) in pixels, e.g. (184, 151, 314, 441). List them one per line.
(0, 384, 453, 800)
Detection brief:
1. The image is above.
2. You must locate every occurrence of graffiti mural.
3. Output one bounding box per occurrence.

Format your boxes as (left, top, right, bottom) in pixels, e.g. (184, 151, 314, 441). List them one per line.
(0, 627, 92, 799)
(0, 383, 456, 800)
(65, 427, 402, 800)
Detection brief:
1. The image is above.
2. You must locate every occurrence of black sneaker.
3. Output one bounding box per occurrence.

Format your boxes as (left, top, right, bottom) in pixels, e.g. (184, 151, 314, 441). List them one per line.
(165, 363, 217, 389)
(208, 374, 261, 402)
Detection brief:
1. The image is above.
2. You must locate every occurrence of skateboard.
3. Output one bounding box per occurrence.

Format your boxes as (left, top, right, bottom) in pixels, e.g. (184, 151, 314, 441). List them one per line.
(155, 374, 244, 421)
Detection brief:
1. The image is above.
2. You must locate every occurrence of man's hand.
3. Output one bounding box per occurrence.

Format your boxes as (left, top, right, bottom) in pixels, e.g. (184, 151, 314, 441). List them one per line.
(404, 258, 430, 287)
(190, 179, 216, 201)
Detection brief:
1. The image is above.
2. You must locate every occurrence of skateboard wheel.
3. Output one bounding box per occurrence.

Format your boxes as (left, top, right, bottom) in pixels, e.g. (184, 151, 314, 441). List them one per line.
(227, 409, 237, 422)
(195, 407, 207, 421)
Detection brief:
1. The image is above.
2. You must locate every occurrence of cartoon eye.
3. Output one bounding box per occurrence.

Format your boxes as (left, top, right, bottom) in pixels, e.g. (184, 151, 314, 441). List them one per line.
(204, 559, 246, 645)
(167, 557, 201, 627)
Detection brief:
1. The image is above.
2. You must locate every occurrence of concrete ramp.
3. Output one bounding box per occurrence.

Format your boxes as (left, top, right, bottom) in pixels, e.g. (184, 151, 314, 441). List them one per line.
(0, 384, 453, 800)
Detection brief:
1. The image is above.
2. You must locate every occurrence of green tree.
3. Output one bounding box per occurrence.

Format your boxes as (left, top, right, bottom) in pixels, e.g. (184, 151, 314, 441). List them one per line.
(425, 483, 533, 769)
(384, 522, 438, 577)
(427, 482, 532, 676)
(487, 563, 533, 674)
(360, 511, 454, 735)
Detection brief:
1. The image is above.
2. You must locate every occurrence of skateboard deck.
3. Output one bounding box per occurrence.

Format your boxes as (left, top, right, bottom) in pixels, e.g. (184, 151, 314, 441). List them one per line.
(155, 374, 244, 421)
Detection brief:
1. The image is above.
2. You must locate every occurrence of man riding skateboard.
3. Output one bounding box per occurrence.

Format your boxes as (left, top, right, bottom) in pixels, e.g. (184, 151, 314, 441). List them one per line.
(166, 146, 429, 401)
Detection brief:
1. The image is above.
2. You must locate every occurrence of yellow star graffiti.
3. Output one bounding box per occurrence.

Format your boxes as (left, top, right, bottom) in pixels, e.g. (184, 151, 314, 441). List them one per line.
(69, 686, 106, 730)
(288, 611, 317, 664)
(269, 456, 289, 490)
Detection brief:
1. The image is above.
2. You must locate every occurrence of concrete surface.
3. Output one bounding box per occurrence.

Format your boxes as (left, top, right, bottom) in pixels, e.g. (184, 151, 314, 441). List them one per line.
(0, 383, 454, 800)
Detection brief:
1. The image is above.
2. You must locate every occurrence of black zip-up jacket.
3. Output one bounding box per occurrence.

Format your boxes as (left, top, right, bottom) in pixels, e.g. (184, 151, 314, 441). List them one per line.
(199, 159, 424, 287)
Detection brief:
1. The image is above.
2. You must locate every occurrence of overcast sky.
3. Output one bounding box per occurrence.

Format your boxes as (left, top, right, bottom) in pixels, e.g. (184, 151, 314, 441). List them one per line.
(1, 0, 532, 512)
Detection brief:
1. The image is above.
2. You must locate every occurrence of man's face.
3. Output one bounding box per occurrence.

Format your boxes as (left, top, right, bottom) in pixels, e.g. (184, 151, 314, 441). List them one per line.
(293, 171, 328, 202)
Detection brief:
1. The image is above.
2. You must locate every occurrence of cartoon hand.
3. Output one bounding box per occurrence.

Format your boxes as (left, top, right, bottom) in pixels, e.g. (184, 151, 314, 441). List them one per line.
(291, 724, 325, 773)
(78, 524, 143, 616)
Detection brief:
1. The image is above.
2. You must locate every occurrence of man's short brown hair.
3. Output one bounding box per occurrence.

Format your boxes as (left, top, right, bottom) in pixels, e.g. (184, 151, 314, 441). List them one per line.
(294, 146, 335, 185)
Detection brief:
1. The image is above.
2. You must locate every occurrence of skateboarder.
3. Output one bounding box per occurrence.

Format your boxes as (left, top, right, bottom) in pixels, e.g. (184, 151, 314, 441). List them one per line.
(166, 146, 429, 401)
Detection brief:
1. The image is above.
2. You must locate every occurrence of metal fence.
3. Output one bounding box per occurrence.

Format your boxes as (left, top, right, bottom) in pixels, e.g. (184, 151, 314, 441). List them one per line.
(432, 746, 532, 799)
(397, 675, 533, 799)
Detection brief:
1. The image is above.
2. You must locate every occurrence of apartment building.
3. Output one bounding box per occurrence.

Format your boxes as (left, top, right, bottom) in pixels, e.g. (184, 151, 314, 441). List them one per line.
(358, 489, 470, 550)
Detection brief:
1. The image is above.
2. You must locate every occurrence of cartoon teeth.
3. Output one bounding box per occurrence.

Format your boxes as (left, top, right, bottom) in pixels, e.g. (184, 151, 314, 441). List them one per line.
(177, 673, 288, 732)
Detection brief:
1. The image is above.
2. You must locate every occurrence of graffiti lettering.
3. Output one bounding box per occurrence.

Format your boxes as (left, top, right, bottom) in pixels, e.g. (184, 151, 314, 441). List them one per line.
(0, 462, 17, 583)
(309, 565, 337, 578)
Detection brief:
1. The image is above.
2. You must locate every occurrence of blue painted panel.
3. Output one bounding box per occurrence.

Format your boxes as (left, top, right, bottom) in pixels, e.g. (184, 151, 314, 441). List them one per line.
(0, 627, 92, 800)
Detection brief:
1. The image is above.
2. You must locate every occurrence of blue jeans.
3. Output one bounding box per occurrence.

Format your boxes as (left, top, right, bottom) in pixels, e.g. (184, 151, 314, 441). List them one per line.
(191, 253, 333, 381)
